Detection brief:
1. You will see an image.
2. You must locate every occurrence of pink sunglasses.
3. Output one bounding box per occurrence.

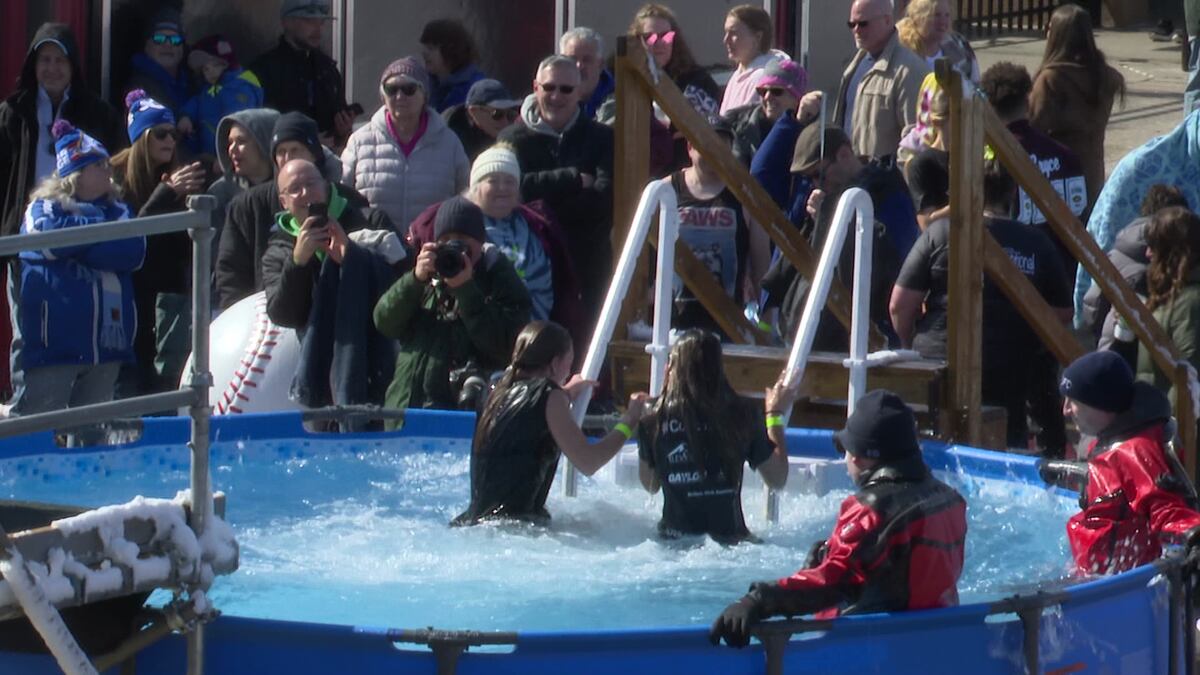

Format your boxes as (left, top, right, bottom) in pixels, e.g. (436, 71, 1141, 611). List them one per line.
(642, 30, 676, 46)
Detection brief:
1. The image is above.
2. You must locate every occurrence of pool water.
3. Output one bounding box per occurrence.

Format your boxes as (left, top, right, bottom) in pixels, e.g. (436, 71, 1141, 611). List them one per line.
(0, 438, 1079, 632)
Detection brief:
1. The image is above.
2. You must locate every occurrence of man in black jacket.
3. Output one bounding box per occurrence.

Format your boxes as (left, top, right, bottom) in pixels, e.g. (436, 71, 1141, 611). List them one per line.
(249, 0, 354, 148)
(499, 55, 613, 321)
(260, 159, 404, 419)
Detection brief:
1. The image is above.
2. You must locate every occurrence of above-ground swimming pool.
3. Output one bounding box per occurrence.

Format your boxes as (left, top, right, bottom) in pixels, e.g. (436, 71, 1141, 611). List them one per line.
(0, 410, 1194, 674)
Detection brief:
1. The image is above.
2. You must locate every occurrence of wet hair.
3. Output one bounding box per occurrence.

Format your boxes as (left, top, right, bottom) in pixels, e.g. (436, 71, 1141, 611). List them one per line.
(727, 5, 773, 55)
(1038, 4, 1125, 106)
(979, 61, 1032, 119)
(1140, 184, 1188, 217)
(628, 4, 701, 80)
(644, 330, 757, 484)
(1145, 207, 1200, 311)
(109, 131, 179, 212)
(897, 0, 950, 53)
(982, 158, 1016, 215)
(473, 321, 574, 454)
(419, 18, 478, 74)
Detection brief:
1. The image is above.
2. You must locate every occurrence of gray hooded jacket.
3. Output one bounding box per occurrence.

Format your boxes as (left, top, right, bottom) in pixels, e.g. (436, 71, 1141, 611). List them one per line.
(207, 108, 281, 227)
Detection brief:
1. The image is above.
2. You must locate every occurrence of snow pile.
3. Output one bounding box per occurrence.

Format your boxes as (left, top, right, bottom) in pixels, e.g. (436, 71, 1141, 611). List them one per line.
(0, 492, 238, 614)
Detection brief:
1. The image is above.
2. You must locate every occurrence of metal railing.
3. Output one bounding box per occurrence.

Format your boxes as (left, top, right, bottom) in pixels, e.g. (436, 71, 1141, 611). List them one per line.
(0, 194, 217, 675)
(766, 188, 876, 520)
(564, 179, 679, 497)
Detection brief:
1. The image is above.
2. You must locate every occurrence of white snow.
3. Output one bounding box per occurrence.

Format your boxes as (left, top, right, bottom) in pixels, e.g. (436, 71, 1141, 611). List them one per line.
(0, 492, 237, 618)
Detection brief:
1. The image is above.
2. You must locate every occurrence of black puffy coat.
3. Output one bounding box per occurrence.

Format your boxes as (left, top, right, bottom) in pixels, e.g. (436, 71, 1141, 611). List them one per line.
(0, 23, 125, 239)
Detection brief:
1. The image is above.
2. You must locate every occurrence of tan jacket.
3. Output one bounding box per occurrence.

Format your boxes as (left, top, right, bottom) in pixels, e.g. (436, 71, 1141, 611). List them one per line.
(834, 30, 930, 161)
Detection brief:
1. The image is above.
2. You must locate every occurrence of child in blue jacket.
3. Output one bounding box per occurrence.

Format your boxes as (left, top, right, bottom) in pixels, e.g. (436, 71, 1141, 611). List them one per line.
(178, 35, 264, 156)
(11, 120, 146, 416)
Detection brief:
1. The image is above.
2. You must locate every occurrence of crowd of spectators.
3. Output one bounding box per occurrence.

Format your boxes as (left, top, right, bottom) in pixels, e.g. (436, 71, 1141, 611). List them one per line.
(0, 0, 1197, 458)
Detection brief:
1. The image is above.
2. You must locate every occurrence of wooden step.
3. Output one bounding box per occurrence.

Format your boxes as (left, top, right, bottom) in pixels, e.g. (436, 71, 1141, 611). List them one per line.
(607, 340, 1008, 450)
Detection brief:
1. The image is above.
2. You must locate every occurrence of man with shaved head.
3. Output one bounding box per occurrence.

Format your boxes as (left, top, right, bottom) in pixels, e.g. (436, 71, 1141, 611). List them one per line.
(260, 158, 405, 423)
(834, 0, 929, 161)
(262, 158, 399, 328)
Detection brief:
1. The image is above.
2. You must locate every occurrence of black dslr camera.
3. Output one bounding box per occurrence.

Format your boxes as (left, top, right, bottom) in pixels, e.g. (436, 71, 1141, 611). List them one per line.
(433, 240, 469, 279)
(448, 360, 489, 410)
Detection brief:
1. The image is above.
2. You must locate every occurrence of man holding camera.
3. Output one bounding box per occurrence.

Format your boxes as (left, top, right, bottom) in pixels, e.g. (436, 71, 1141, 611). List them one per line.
(261, 159, 405, 419)
(373, 196, 530, 423)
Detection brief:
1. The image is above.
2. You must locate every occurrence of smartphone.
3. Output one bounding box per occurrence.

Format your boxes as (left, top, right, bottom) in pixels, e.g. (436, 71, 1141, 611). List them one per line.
(346, 103, 364, 117)
(307, 202, 329, 229)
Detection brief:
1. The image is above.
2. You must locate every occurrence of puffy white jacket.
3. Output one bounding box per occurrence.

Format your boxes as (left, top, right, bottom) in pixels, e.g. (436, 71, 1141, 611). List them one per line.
(341, 106, 469, 232)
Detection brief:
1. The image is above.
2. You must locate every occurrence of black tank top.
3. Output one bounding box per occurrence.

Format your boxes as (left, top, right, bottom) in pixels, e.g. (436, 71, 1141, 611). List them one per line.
(451, 377, 561, 526)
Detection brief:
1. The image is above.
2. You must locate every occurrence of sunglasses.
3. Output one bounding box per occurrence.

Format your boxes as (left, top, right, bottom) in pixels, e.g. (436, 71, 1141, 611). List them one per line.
(847, 18, 875, 29)
(486, 107, 519, 122)
(756, 87, 788, 98)
(149, 127, 180, 141)
(641, 30, 676, 46)
(537, 83, 575, 95)
(151, 33, 184, 46)
(383, 81, 421, 98)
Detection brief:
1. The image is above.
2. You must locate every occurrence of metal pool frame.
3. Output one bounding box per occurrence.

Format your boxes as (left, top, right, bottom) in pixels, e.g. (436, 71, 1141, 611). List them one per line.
(0, 409, 1195, 675)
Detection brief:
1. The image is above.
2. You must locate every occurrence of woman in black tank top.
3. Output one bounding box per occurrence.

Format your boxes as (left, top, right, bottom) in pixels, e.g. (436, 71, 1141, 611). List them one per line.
(452, 321, 647, 526)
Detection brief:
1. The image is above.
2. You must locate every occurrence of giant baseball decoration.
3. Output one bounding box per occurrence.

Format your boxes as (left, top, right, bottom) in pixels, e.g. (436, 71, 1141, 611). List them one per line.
(184, 292, 304, 414)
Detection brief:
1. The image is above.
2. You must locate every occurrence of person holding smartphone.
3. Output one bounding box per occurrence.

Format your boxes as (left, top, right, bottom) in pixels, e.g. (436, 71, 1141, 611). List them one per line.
(261, 158, 404, 419)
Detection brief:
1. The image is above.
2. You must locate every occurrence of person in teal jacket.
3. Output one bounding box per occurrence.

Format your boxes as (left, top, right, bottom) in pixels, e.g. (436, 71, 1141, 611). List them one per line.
(178, 35, 264, 156)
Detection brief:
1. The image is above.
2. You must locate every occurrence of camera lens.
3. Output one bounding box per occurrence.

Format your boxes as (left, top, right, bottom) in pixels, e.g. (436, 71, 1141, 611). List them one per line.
(434, 241, 467, 278)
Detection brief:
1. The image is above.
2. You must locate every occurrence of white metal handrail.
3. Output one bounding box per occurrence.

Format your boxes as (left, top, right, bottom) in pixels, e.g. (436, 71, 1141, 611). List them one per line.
(765, 188, 875, 521)
(564, 179, 678, 497)
(780, 187, 875, 413)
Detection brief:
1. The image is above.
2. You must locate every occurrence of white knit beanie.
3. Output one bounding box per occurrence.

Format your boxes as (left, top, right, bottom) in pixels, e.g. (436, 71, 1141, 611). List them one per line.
(470, 146, 521, 187)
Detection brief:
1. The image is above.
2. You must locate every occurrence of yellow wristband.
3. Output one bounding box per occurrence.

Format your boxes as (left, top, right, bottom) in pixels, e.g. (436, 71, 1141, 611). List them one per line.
(613, 422, 634, 440)
(766, 414, 785, 429)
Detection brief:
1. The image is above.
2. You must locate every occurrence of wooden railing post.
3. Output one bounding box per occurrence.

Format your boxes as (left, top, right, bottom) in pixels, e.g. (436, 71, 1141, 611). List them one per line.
(943, 64, 985, 446)
(980, 94, 1197, 476)
(613, 36, 652, 340)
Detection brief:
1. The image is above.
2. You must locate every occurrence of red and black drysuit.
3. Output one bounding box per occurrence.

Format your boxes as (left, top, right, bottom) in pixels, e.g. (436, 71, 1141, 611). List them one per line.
(710, 454, 967, 647)
(1049, 382, 1200, 575)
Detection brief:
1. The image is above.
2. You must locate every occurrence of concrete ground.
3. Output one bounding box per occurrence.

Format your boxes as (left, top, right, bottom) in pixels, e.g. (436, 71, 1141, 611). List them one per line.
(973, 27, 1190, 175)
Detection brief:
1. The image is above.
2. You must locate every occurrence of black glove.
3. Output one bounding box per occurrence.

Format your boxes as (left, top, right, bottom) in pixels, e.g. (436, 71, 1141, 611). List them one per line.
(805, 539, 830, 568)
(709, 584, 769, 648)
(1037, 459, 1088, 492)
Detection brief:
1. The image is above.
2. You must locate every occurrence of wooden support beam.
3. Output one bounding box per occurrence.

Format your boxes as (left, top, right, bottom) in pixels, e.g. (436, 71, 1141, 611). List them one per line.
(616, 37, 884, 348)
(980, 92, 1196, 475)
(645, 227, 766, 344)
(981, 234, 1085, 365)
(942, 64, 985, 446)
(612, 40, 652, 339)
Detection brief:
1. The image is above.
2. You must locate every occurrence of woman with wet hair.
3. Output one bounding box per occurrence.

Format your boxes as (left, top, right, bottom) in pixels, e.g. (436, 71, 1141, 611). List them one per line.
(637, 329, 795, 543)
(1137, 207, 1200, 406)
(452, 320, 647, 526)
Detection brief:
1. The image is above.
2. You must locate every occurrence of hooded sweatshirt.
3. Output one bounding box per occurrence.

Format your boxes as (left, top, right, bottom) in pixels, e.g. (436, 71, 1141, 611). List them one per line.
(0, 23, 125, 238)
(207, 108, 281, 223)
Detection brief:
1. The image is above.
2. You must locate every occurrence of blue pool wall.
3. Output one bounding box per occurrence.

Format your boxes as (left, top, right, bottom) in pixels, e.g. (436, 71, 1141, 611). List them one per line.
(0, 409, 1189, 675)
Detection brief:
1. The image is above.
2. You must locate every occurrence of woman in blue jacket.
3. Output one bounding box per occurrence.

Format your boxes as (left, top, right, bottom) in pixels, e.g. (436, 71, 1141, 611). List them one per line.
(11, 120, 145, 415)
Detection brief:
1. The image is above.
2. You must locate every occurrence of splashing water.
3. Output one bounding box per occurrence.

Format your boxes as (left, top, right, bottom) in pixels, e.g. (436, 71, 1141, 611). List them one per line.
(0, 437, 1078, 631)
